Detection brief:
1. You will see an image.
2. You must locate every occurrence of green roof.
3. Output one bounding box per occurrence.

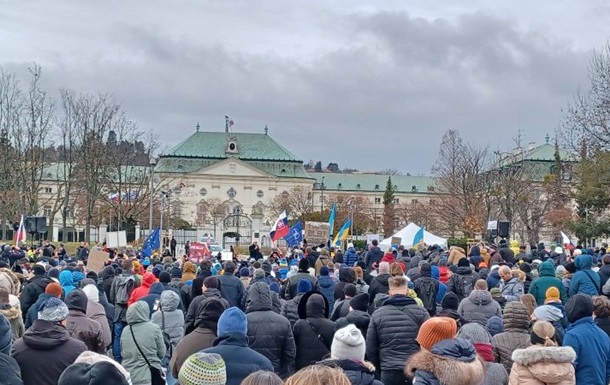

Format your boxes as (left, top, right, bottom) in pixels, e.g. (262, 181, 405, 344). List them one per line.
(164, 131, 302, 162)
(521, 143, 576, 162)
(41, 162, 148, 183)
(308, 172, 437, 194)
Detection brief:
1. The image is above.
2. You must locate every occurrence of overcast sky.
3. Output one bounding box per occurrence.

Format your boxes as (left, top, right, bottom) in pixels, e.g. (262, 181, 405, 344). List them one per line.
(2, 1, 609, 174)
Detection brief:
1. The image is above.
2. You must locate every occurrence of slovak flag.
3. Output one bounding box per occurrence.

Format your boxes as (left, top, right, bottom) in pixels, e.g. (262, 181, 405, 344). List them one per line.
(14, 215, 26, 244)
(270, 211, 289, 242)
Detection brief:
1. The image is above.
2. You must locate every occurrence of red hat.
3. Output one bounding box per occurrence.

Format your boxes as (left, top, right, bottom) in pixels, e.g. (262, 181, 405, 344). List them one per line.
(45, 282, 63, 298)
(416, 317, 458, 350)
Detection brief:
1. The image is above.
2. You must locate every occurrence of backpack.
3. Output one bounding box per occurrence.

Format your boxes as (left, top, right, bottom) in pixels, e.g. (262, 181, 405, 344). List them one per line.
(417, 279, 439, 312)
(114, 276, 135, 305)
(453, 274, 473, 300)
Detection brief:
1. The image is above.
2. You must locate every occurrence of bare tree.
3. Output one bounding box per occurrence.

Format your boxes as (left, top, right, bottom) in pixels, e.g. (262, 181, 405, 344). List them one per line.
(269, 186, 314, 221)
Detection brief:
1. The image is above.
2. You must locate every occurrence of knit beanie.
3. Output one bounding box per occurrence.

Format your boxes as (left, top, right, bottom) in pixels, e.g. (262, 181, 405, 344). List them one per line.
(331, 324, 366, 361)
(33, 264, 46, 276)
(457, 322, 492, 344)
(297, 279, 312, 294)
(58, 362, 129, 385)
(73, 351, 131, 384)
(486, 316, 504, 337)
(38, 297, 69, 322)
(458, 258, 470, 267)
(441, 292, 459, 311)
(349, 293, 370, 312)
(82, 284, 100, 303)
(0, 313, 11, 355)
(159, 271, 171, 284)
(545, 287, 561, 303)
(254, 269, 265, 280)
(269, 282, 280, 294)
(320, 266, 329, 276)
(416, 317, 458, 350)
(179, 352, 226, 385)
(203, 276, 219, 290)
(217, 307, 247, 337)
(240, 267, 250, 277)
(171, 267, 183, 278)
(566, 293, 593, 324)
(45, 282, 63, 298)
(298, 258, 310, 271)
(490, 287, 502, 297)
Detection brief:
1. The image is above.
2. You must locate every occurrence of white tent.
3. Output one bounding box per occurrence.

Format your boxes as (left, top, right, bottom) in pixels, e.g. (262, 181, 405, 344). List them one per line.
(379, 223, 447, 249)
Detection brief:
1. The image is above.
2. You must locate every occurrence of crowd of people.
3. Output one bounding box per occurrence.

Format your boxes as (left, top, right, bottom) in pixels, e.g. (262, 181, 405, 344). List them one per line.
(0, 238, 609, 385)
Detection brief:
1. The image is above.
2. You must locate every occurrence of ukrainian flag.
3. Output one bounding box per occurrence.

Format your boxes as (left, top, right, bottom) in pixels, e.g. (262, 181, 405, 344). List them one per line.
(333, 219, 351, 247)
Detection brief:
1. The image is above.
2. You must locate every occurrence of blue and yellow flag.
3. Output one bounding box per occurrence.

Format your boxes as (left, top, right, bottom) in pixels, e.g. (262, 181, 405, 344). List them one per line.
(412, 226, 425, 247)
(328, 203, 337, 236)
(333, 219, 351, 247)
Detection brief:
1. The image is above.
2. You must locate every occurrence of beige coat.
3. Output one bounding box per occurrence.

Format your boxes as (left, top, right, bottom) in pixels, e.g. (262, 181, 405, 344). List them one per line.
(447, 247, 466, 265)
(509, 346, 576, 385)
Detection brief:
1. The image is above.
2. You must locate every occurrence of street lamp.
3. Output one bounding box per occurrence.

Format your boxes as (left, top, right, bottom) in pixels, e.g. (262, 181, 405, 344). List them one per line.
(148, 157, 157, 234)
(320, 176, 325, 214)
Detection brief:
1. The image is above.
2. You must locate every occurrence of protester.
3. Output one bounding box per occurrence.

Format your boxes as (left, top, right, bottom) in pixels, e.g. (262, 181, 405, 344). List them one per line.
(446, 259, 478, 301)
(185, 277, 229, 335)
(499, 266, 524, 302)
(593, 295, 610, 338)
(65, 289, 106, 353)
(283, 259, 318, 300)
(335, 293, 371, 338)
(284, 365, 351, 385)
(529, 260, 566, 305)
(457, 323, 509, 385)
(570, 253, 601, 297)
(0, 352, 23, 385)
(457, 279, 502, 326)
(217, 261, 244, 309)
(281, 279, 311, 329)
(128, 272, 155, 306)
(413, 262, 440, 316)
(19, 263, 50, 319)
(0, 288, 23, 340)
(82, 284, 112, 350)
(241, 371, 283, 385)
(331, 283, 357, 321)
(178, 352, 226, 385)
(486, 316, 504, 337)
(367, 261, 390, 310)
(293, 291, 335, 369)
(12, 297, 87, 385)
(492, 301, 531, 373)
(317, 266, 336, 311)
(110, 259, 137, 362)
(58, 361, 130, 385)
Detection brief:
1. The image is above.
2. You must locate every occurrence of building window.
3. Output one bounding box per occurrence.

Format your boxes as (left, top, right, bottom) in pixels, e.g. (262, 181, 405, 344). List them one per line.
(374, 197, 381, 204)
(412, 199, 419, 204)
(319, 196, 327, 203)
(64, 208, 74, 219)
(43, 206, 52, 218)
(393, 198, 399, 204)
(256, 190, 264, 198)
(199, 188, 207, 196)
(44, 187, 52, 194)
(227, 187, 236, 198)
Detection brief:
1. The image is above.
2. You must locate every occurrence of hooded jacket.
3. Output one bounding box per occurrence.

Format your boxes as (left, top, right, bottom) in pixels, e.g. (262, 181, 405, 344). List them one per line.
(570, 254, 601, 297)
(318, 359, 383, 385)
(366, 294, 430, 371)
(181, 261, 197, 284)
(492, 301, 531, 373)
(364, 246, 384, 271)
(293, 291, 335, 370)
(368, 273, 390, 307)
(413, 264, 440, 315)
(170, 296, 226, 378)
(281, 292, 305, 329)
(529, 261, 567, 305)
(405, 339, 486, 385)
(0, 353, 22, 385)
(12, 319, 87, 385)
(344, 247, 360, 268)
(0, 300, 24, 341)
(86, 297, 112, 349)
(245, 282, 296, 378)
(99, 266, 115, 300)
(284, 270, 319, 300)
(151, 290, 184, 354)
(65, 290, 105, 354)
(184, 288, 229, 335)
(500, 276, 525, 302)
(121, 301, 165, 385)
(509, 346, 576, 385)
(59, 270, 76, 296)
(20, 274, 50, 320)
(138, 282, 164, 316)
(457, 290, 502, 326)
(334, 268, 355, 301)
(447, 266, 479, 301)
(128, 272, 155, 306)
(317, 274, 336, 311)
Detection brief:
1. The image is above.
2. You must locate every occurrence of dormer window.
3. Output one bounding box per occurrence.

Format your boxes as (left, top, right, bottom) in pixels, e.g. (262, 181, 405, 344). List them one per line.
(226, 140, 239, 154)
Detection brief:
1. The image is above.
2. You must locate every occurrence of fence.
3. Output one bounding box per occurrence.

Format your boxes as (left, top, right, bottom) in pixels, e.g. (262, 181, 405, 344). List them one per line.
(140, 229, 199, 247)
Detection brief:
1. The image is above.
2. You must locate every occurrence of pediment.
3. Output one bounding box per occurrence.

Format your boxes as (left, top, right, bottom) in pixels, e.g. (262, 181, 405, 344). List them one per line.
(195, 158, 271, 178)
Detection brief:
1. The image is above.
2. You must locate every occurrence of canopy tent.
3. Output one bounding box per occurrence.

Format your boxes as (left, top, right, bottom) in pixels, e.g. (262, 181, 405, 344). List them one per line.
(379, 223, 447, 249)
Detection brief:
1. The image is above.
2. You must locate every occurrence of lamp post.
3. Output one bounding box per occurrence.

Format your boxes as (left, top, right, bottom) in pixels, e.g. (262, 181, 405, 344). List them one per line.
(160, 191, 168, 247)
(148, 157, 157, 234)
(320, 176, 325, 214)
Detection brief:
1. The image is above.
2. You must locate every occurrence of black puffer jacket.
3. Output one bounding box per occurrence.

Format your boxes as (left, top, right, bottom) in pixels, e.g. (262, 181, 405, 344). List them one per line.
(318, 359, 383, 385)
(446, 266, 479, 302)
(281, 293, 305, 329)
(185, 289, 230, 335)
(367, 274, 390, 308)
(293, 291, 335, 369)
(99, 266, 115, 301)
(336, 310, 371, 339)
(217, 272, 245, 309)
(19, 275, 49, 319)
(334, 268, 355, 301)
(366, 294, 430, 371)
(284, 272, 318, 300)
(246, 282, 296, 379)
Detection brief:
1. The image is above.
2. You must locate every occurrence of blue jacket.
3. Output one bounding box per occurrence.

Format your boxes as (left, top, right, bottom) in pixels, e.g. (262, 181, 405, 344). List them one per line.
(203, 333, 273, 385)
(317, 275, 336, 312)
(486, 270, 501, 289)
(344, 248, 360, 267)
(563, 316, 610, 385)
(59, 270, 76, 296)
(570, 255, 601, 297)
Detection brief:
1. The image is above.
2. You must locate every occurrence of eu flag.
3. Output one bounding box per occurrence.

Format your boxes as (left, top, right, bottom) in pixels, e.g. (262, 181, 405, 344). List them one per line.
(142, 228, 160, 257)
(283, 222, 303, 248)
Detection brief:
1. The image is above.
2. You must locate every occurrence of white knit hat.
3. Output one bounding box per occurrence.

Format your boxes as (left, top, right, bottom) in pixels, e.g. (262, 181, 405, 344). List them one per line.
(331, 324, 365, 361)
(82, 284, 99, 303)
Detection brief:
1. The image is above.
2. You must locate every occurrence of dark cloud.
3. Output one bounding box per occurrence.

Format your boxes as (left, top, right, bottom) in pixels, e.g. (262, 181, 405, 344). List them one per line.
(1, 6, 596, 173)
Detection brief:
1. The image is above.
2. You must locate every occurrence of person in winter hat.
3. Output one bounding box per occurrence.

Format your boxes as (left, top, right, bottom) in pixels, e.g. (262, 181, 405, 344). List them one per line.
(293, 292, 335, 369)
(318, 324, 383, 385)
(335, 293, 371, 339)
(493, 301, 531, 373)
(19, 263, 50, 320)
(532, 302, 566, 345)
(128, 272, 155, 306)
(317, 265, 336, 312)
(24, 281, 62, 329)
(509, 320, 575, 385)
(201, 307, 273, 385)
(570, 253, 601, 297)
(457, 322, 509, 385)
(446, 258, 478, 301)
(12, 297, 87, 385)
(0, 352, 23, 385)
(178, 352, 226, 385)
(65, 289, 106, 353)
(81, 284, 112, 349)
(58, 361, 129, 385)
(0, 313, 12, 355)
(60, 270, 77, 296)
(0, 288, 24, 340)
(405, 337, 486, 385)
(151, 289, 184, 379)
(563, 294, 610, 385)
(489, 287, 506, 308)
(437, 291, 468, 327)
(72, 351, 131, 384)
(486, 316, 504, 337)
(529, 260, 567, 305)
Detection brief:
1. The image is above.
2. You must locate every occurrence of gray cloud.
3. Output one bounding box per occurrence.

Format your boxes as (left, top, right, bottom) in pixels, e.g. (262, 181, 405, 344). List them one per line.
(0, 3, 601, 173)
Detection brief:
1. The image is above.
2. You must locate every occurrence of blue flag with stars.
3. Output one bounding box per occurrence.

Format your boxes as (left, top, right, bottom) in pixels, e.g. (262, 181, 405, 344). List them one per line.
(283, 222, 303, 248)
(142, 228, 160, 258)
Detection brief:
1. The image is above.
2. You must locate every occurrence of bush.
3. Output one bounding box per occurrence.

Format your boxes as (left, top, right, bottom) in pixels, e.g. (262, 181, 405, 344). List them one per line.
(447, 237, 468, 250)
(351, 240, 367, 250)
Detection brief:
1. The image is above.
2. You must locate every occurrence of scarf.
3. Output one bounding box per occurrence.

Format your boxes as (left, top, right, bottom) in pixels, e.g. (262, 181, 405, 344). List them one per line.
(474, 343, 494, 362)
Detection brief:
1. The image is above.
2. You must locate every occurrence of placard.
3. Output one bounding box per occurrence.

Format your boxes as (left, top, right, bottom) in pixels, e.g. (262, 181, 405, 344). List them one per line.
(391, 237, 402, 246)
(106, 231, 127, 248)
(87, 250, 110, 273)
(188, 242, 211, 263)
(304, 222, 330, 246)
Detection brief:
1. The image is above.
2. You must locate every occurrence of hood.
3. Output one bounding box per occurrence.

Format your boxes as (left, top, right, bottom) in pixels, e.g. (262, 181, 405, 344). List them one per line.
(503, 301, 530, 331)
(149, 282, 164, 295)
(23, 320, 71, 350)
(512, 346, 576, 383)
(469, 246, 481, 257)
(0, 268, 20, 295)
(420, 263, 432, 278)
(575, 254, 593, 270)
(195, 297, 226, 329)
(59, 270, 74, 287)
(431, 266, 440, 280)
(346, 247, 357, 255)
(0, 305, 20, 320)
(339, 268, 354, 283)
(183, 261, 196, 275)
(298, 291, 329, 319)
(160, 290, 180, 312)
(65, 289, 88, 313)
(533, 305, 563, 322)
(456, 266, 473, 275)
(374, 273, 390, 287)
(468, 290, 492, 306)
(100, 266, 115, 280)
(406, 339, 485, 385)
(71, 271, 85, 284)
(245, 282, 272, 313)
(127, 301, 151, 324)
(318, 275, 334, 289)
(538, 261, 556, 277)
(141, 272, 155, 288)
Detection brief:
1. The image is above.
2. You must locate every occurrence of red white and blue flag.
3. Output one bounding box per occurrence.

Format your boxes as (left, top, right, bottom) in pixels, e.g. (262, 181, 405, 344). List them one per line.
(270, 211, 289, 242)
(14, 215, 26, 244)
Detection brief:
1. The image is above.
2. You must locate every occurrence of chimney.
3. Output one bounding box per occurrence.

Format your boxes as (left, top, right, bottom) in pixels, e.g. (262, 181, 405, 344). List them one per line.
(528, 142, 536, 151)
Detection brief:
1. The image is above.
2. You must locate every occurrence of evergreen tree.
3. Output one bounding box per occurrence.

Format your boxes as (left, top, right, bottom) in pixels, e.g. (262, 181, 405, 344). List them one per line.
(383, 176, 396, 236)
(314, 161, 323, 172)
